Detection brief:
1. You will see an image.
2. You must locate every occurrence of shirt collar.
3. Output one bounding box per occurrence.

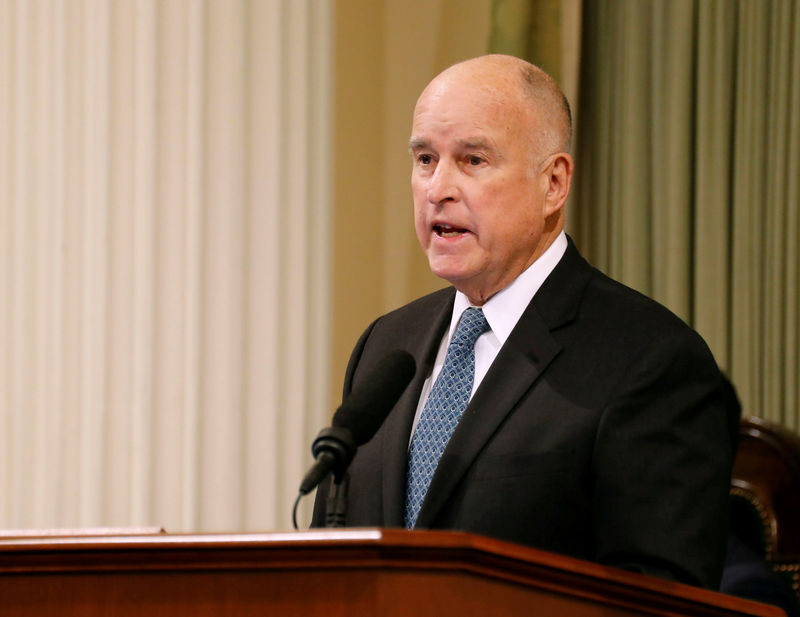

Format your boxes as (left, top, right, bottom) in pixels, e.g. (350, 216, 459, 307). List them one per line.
(449, 231, 568, 346)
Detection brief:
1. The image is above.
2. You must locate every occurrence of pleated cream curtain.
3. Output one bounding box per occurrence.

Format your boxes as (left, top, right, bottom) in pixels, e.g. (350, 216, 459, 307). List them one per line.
(492, 0, 799, 430)
(0, 0, 332, 532)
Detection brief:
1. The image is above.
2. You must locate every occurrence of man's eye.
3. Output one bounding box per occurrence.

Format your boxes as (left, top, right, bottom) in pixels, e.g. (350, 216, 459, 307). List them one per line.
(468, 155, 484, 166)
(418, 154, 433, 165)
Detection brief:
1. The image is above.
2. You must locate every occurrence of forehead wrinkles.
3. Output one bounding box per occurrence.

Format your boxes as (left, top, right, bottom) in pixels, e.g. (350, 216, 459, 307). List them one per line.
(412, 85, 542, 169)
(413, 80, 529, 142)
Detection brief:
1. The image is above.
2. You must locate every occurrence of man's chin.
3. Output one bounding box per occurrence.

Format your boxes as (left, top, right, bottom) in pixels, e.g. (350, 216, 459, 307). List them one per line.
(428, 258, 508, 305)
(428, 260, 474, 285)
(427, 260, 484, 294)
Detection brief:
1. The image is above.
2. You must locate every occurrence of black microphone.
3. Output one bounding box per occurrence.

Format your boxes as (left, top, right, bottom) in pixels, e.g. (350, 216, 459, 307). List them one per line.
(298, 350, 416, 496)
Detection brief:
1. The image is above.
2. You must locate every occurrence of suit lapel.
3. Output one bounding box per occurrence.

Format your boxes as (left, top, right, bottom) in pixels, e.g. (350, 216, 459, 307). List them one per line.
(379, 289, 455, 527)
(414, 238, 594, 528)
(414, 304, 560, 527)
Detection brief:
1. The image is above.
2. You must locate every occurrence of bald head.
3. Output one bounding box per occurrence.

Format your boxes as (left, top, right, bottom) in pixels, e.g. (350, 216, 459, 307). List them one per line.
(416, 55, 572, 159)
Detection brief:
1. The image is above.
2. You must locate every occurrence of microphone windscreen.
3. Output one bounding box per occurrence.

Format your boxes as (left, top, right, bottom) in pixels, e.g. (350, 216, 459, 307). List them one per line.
(332, 350, 416, 445)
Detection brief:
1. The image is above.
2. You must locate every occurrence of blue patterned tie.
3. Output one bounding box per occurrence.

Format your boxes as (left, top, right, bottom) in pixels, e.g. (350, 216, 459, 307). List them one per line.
(405, 307, 490, 529)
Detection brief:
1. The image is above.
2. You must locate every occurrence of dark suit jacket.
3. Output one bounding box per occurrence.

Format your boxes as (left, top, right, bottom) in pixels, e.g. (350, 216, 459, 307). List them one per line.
(314, 238, 739, 589)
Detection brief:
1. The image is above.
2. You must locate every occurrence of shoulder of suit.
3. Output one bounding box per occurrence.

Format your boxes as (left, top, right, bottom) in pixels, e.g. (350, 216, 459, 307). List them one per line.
(577, 267, 716, 366)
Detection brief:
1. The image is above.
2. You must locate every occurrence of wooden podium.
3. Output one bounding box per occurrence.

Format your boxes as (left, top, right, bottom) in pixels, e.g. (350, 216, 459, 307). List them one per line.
(0, 528, 785, 616)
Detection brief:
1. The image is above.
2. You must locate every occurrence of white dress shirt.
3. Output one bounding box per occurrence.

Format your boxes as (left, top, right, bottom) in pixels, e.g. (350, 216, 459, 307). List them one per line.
(410, 232, 568, 439)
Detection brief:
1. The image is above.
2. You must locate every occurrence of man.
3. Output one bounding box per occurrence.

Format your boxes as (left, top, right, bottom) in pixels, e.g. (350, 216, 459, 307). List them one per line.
(314, 55, 738, 589)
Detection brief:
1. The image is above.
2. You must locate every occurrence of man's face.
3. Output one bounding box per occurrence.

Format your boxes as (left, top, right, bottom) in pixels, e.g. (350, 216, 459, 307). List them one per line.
(410, 72, 553, 305)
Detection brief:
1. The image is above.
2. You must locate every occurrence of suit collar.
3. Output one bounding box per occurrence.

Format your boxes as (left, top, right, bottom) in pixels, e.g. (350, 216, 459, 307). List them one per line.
(531, 235, 593, 330)
(456, 231, 569, 345)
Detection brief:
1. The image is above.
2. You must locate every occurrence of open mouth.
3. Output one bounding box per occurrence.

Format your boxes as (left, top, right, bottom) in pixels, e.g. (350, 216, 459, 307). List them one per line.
(434, 224, 468, 238)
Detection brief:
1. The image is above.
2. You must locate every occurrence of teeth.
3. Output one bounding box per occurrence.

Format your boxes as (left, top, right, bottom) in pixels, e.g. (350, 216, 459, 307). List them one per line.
(434, 224, 463, 238)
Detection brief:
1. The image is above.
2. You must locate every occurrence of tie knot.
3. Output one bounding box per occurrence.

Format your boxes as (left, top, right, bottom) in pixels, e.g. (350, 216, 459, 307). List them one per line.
(451, 308, 490, 348)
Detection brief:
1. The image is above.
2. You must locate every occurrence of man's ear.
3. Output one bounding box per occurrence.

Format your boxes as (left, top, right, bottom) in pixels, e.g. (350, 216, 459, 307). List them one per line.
(544, 152, 574, 217)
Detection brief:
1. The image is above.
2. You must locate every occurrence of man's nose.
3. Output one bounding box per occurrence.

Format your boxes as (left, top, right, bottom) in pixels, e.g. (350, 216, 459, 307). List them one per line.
(426, 160, 460, 205)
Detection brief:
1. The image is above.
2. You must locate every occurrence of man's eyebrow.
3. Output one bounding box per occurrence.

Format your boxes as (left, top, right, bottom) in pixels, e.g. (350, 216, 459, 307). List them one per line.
(408, 137, 428, 150)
